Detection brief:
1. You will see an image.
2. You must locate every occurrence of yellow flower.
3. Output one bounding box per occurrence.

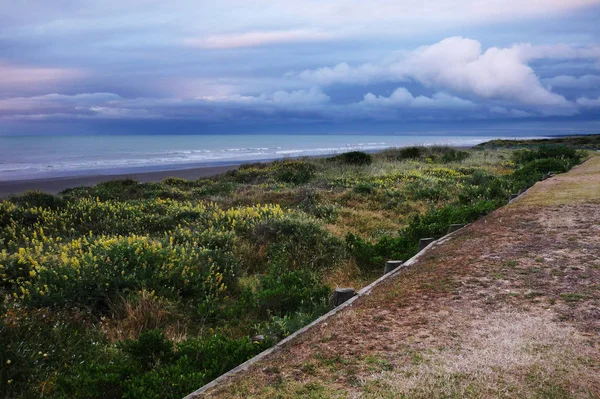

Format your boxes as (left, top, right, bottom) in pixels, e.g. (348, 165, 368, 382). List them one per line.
(29, 270, 37, 278)
(6, 359, 11, 365)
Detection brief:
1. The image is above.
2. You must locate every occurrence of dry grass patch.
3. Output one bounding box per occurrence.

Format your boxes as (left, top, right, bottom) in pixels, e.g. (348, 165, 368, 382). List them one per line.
(102, 289, 189, 342)
(515, 155, 600, 207)
(362, 310, 599, 398)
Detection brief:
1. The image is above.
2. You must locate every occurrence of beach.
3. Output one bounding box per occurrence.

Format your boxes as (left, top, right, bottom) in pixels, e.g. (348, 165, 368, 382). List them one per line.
(0, 164, 239, 198)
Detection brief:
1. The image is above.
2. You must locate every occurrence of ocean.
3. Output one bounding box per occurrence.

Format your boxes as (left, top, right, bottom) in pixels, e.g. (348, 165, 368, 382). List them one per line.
(0, 134, 527, 181)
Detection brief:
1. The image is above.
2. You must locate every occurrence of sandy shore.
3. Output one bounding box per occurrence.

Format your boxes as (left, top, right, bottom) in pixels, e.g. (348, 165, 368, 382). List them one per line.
(0, 164, 240, 198)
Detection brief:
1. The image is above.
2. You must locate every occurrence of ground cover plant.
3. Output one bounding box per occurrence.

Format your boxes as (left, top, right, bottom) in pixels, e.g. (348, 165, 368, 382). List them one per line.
(0, 139, 590, 398)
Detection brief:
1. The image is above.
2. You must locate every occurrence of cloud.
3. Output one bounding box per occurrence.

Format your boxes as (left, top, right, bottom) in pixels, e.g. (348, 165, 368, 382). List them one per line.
(184, 29, 332, 49)
(399, 38, 574, 109)
(360, 88, 475, 109)
(0, 89, 331, 121)
(215, 87, 330, 108)
(544, 74, 600, 89)
(490, 106, 534, 118)
(0, 61, 87, 91)
(297, 62, 394, 85)
(0, 93, 130, 119)
(296, 37, 600, 114)
(576, 96, 600, 107)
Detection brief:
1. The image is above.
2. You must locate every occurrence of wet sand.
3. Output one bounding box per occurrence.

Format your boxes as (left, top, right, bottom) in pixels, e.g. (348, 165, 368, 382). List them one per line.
(0, 164, 240, 198)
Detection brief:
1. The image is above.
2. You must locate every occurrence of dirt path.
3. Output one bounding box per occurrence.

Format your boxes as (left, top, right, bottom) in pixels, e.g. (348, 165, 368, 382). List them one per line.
(198, 156, 600, 399)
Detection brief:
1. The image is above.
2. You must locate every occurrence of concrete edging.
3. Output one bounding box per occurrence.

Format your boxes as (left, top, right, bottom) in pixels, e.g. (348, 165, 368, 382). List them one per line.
(183, 223, 469, 398)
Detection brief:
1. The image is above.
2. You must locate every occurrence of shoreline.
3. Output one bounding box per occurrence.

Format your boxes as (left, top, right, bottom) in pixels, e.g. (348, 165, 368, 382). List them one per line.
(0, 145, 475, 199)
(0, 164, 241, 198)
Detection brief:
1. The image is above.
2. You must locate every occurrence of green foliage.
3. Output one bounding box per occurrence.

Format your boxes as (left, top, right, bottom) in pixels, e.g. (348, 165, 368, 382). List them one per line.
(354, 182, 376, 194)
(9, 190, 65, 210)
(437, 148, 470, 163)
(120, 329, 175, 370)
(512, 145, 582, 166)
(297, 193, 340, 223)
(382, 146, 424, 160)
(475, 134, 600, 150)
(249, 217, 345, 271)
(224, 160, 318, 185)
(54, 332, 268, 399)
(252, 251, 330, 317)
(6, 235, 235, 313)
(347, 200, 500, 269)
(328, 151, 372, 165)
(379, 146, 470, 163)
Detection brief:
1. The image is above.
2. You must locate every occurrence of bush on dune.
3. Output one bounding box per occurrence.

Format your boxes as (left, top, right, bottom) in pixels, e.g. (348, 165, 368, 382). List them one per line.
(379, 146, 470, 163)
(328, 151, 373, 166)
(224, 160, 318, 185)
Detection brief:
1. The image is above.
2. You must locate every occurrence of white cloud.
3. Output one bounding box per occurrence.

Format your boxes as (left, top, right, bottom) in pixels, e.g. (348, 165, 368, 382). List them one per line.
(0, 89, 331, 121)
(360, 88, 475, 109)
(576, 96, 600, 107)
(544, 74, 600, 89)
(184, 29, 332, 49)
(490, 106, 534, 118)
(296, 37, 599, 114)
(297, 62, 393, 85)
(216, 87, 330, 108)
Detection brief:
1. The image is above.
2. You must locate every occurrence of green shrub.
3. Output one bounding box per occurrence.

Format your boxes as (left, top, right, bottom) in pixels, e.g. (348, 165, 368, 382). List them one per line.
(16, 236, 235, 313)
(329, 151, 372, 165)
(256, 303, 329, 339)
(224, 160, 317, 185)
(120, 330, 175, 370)
(298, 194, 340, 222)
(438, 148, 470, 163)
(56, 355, 139, 399)
(10, 191, 64, 210)
(254, 267, 330, 317)
(274, 161, 318, 184)
(354, 182, 376, 194)
(405, 179, 452, 201)
(510, 158, 571, 188)
(347, 200, 500, 269)
(162, 177, 193, 189)
(399, 146, 424, 159)
(249, 217, 345, 271)
(193, 181, 236, 196)
(56, 333, 267, 399)
(512, 145, 582, 165)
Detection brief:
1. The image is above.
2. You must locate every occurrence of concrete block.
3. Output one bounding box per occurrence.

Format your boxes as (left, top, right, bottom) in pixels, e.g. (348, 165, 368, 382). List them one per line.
(446, 224, 464, 234)
(384, 260, 404, 274)
(418, 237, 435, 251)
(331, 288, 355, 307)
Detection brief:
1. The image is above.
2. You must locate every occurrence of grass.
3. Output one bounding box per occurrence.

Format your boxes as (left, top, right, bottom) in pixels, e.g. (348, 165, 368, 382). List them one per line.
(0, 141, 594, 398)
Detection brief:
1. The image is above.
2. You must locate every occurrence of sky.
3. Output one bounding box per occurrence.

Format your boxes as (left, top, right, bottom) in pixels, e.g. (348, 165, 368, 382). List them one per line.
(1, 0, 600, 135)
